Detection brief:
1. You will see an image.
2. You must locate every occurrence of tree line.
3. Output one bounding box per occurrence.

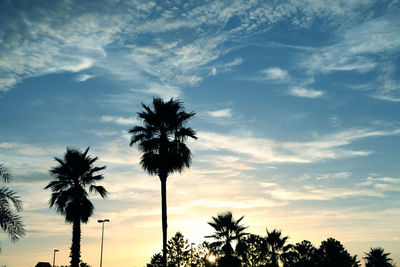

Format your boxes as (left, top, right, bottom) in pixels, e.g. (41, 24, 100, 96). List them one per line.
(147, 212, 395, 267)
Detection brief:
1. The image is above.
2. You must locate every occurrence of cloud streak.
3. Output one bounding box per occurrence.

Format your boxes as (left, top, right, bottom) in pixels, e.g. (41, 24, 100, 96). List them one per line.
(193, 128, 400, 164)
(289, 87, 324, 98)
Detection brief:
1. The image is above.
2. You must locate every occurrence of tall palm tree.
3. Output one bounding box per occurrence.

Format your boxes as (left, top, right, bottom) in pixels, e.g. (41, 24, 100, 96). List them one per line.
(266, 228, 289, 267)
(205, 211, 248, 265)
(0, 164, 25, 250)
(364, 247, 393, 267)
(129, 97, 197, 267)
(45, 147, 107, 267)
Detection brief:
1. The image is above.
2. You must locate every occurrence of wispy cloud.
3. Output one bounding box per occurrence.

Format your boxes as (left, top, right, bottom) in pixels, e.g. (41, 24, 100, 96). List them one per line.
(299, 16, 400, 100)
(289, 87, 324, 98)
(261, 67, 289, 81)
(100, 116, 139, 126)
(193, 128, 400, 164)
(0, 0, 385, 95)
(302, 172, 351, 181)
(207, 108, 232, 118)
(75, 74, 95, 82)
(270, 186, 383, 201)
(360, 175, 400, 192)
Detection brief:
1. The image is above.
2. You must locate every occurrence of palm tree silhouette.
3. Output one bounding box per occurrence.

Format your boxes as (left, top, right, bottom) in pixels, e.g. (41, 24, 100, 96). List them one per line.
(0, 164, 25, 250)
(44, 148, 107, 267)
(266, 228, 289, 267)
(129, 97, 197, 267)
(206, 211, 248, 266)
(364, 247, 394, 267)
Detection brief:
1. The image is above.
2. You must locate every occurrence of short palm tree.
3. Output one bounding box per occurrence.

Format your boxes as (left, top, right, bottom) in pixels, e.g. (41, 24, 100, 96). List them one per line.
(206, 211, 248, 262)
(0, 164, 25, 250)
(364, 247, 393, 267)
(266, 228, 289, 267)
(45, 148, 107, 267)
(129, 97, 197, 267)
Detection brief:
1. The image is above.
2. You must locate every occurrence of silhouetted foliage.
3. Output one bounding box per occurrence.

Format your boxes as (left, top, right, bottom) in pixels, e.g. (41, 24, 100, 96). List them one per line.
(147, 253, 163, 267)
(167, 232, 190, 266)
(281, 240, 318, 267)
(129, 97, 197, 267)
(238, 234, 270, 266)
(192, 241, 216, 266)
(315, 238, 360, 267)
(364, 247, 394, 267)
(45, 147, 107, 267)
(205, 212, 248, 266)
(0, 164, 25, 251)
(145, 213, 397, 267)
(266, 228, 290, 267)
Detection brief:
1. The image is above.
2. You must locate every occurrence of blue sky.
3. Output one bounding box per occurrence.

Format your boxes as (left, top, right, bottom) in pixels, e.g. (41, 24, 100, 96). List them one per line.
(1, 0, 400, 266)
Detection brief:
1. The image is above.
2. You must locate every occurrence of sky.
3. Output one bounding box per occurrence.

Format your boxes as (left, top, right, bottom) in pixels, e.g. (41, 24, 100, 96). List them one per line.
(0, 0, 400, 266)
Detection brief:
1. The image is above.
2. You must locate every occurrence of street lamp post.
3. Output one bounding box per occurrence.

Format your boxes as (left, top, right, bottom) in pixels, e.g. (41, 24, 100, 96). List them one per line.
(98, 219, 110, 267)
(53, 249, 59, 267)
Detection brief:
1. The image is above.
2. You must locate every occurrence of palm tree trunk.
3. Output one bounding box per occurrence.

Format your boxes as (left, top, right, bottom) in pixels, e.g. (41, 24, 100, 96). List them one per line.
(70, 217, 81, 267)
(161, 177, 168, 267)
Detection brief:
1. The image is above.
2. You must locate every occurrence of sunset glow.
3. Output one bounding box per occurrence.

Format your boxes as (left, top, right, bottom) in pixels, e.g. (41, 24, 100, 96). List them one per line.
(0, 0, 399, 266)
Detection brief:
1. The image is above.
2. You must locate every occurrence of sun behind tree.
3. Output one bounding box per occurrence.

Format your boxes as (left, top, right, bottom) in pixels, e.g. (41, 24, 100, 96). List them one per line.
(129, 97, 197, 267)
(45, 147, 107, 267)
(206, 211, 248, 267)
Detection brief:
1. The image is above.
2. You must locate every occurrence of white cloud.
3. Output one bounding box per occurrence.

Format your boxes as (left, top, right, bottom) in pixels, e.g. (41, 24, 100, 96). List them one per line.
(289, 87, 324, 98)
(270, 187, 383, 201)
(219, 58, 243, 70)
(75, 74, 95, 82)
(301, 172, 351, 181)
(1, 0, 380, 93)
(193, 128, 400, 164)
(61, 58, 94, 72)
(261, 67, 289, 80)
(210, 68, 217, 76)
(207, 108, 232, 118)
(361, 176, 400, 192)
(100, 116, 139, 126)
(299, 16, 400, 100)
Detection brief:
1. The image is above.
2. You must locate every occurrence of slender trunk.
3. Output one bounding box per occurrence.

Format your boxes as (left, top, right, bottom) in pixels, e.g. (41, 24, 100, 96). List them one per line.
(271, 247, 278, 267)
(70, 216, 81, 267)
(161, 176, 168, 267)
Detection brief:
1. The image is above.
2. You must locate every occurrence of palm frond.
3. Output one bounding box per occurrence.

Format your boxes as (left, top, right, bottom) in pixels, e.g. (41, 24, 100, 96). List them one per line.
(89, 185, 108, 198)
(0, 164, 11, 182)
(0, 186, 23, 212)
(0, 205, 25, 242)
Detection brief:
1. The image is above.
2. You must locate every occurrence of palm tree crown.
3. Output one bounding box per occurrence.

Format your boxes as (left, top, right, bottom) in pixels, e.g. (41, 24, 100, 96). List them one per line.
(0, 164, 25, 247)
(129, 97, 197, 179)
(364, 247, 393, 267)
(45, 147, 107, 267)
(206, 211, 248, 257)
(266, 229, 289, 267)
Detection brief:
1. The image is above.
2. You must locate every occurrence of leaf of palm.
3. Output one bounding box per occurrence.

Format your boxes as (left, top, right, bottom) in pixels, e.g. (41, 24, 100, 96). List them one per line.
(0, 164, 11, 182)
(89, 185, 107, 198)
(0, 186, 23, 212)
(0, 205, 25, 241)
